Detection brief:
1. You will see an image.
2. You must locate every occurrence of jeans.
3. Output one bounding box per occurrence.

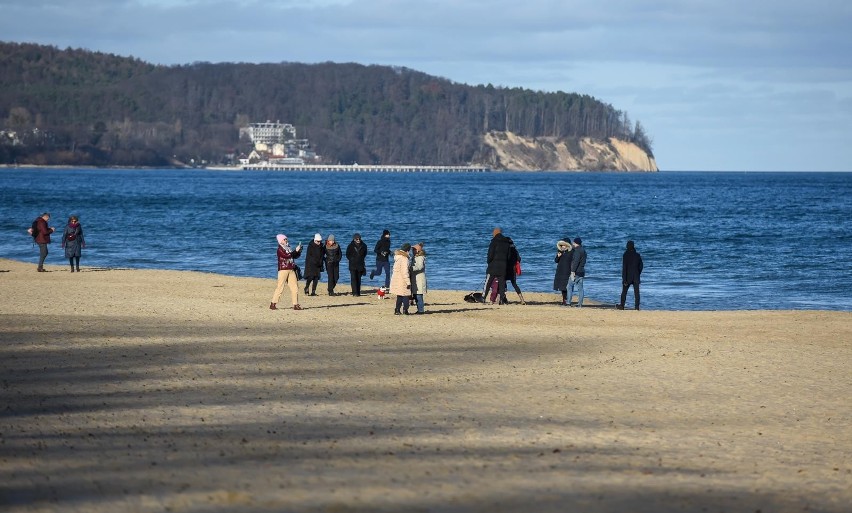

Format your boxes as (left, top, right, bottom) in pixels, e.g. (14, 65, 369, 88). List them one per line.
(414, 294, 424, 313)
(567, 276, 584, 306)
(395, 295, 410, 313)
(38, 243, 48, 269)
(372, 260, 390, 287)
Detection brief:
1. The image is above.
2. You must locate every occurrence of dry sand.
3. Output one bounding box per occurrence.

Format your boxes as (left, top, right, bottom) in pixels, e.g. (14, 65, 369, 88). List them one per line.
(1, 258, 850, 512)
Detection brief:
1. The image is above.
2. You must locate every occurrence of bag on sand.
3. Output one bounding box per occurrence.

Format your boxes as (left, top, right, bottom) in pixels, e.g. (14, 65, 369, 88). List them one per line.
(464, 291, 484, 303)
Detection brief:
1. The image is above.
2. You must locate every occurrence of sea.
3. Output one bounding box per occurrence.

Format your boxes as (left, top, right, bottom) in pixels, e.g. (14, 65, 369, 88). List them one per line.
(1, 168, 850, 311)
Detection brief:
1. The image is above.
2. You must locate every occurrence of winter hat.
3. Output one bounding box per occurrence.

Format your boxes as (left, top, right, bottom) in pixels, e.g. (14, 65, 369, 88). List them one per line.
(400, 242, 411, 252)
(382, 229, 390, 237)
(557, 240, 571, 251)
(327, 234, 335, 242)
(276, 234, 287, 244)
(573, 237, 582, 245)
(626, 240, 635, 251)
(314, 233, 322, 241)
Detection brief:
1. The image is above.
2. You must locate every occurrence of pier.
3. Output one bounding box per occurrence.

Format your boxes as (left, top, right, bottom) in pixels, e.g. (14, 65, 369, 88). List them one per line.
(232, 163, 490, 173)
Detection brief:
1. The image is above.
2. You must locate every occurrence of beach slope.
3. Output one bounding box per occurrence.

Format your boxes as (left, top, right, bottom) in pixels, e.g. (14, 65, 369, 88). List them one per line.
(1, 259, 850, 512)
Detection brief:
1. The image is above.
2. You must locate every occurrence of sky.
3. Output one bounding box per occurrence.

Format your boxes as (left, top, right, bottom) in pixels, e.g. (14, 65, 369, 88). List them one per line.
(2, 0, 851, 171)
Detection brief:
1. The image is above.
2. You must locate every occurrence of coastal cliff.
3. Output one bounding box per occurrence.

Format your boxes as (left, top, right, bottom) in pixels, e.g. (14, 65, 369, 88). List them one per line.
(478, 131, 658, 171)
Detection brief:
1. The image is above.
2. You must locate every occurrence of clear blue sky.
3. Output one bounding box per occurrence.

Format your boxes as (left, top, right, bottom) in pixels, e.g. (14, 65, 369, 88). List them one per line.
(2, 0, 851, 171)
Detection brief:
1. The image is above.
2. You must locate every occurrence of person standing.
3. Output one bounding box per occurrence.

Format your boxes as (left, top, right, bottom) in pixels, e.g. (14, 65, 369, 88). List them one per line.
(346, 233, 368, 296)
(553, 239, 573, 305)
(270, 234, 303, 311)
(567, 237, 587, 307)
(30, 212, 56, 272)
(502, 237, 525, 305)
(389, 243, 412, 315)
(370, 229, 392, 288)
(411, 242, 428, 314)
(61, 215, 85, 272)
(618, 240, 644, 310)
(324, 234, 342, 296)
(483, 227, 511, 304)
(303, 233, 325, 296)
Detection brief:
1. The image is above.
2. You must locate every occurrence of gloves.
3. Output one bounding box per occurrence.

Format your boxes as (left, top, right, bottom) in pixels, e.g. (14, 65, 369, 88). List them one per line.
(623, 281, 628, 287)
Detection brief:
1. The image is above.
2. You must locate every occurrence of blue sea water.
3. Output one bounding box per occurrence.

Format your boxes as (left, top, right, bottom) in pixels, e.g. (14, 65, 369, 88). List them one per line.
(1, 168, 850, 311)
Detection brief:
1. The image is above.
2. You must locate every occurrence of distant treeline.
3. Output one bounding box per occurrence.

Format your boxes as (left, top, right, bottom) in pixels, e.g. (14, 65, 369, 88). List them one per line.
(0, 42, 653, 167)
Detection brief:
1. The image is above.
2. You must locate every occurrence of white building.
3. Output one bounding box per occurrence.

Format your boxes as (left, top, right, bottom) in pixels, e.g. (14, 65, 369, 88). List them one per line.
(242, 121, 297, 146)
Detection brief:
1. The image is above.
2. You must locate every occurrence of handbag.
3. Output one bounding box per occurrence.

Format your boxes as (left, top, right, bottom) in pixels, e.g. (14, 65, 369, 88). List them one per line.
(514, 261, 522, 276)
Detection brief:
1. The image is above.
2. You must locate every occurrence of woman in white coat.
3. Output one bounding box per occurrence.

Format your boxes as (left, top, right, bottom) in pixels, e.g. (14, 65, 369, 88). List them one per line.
(411, 243, 427, 314)
(389, 243, 412, 315)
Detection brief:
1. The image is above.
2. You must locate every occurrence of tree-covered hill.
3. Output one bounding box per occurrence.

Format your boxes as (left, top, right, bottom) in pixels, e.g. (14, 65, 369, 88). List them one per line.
(0, 42, 653, 167)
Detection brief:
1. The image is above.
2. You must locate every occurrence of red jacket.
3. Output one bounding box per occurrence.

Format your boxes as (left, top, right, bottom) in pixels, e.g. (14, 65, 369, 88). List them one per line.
(34, 217, 53, 244)
(277, 245, 302, 271)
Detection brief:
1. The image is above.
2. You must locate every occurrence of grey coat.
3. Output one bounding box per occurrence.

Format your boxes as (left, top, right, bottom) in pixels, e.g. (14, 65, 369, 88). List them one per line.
(62, 224, 84, 258)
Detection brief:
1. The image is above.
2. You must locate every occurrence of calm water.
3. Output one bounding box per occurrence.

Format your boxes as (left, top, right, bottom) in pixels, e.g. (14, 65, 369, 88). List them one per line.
(1, 168, 850, 311)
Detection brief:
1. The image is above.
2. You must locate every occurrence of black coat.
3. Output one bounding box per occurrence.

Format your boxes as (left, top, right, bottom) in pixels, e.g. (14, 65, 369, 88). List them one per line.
(553, 249, 573, 290)
(346, 240, 368, 272)
(622, 248, 643, 284)
(374, 237, 391, 262)
(486, 233, 511, 276)
(304, 241, 326, 278)
(506, 239, 520, 279)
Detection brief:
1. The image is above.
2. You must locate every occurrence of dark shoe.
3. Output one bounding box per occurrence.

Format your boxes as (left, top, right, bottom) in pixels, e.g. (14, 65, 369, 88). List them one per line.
(394, 310, 401, 315)
(304, 287, 309, 294)
(369, 271, 375, 280)
(70, 268, 75, 272)
(635, 306, 640, 311)
(76, 267, 80, 272)
(403, 310, 410, 315)
(269, 303, 277, 310)
(414, 311, 424, 315)
(616, 304, 625, 310)
(310, 293, 317, 296)
(293, 304, 303, 311)
(37, 268, 45, 272)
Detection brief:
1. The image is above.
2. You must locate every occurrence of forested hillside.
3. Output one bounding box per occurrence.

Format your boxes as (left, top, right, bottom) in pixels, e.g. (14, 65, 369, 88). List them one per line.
(0, 42, 653, 168)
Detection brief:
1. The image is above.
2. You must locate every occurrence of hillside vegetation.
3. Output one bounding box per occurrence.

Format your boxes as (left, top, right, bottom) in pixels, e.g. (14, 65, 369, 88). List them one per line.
(0, 42, 654, 169)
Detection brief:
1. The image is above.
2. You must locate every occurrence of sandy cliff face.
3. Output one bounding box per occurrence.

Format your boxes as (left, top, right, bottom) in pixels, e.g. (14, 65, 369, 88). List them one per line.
(478, 131, 658, 171)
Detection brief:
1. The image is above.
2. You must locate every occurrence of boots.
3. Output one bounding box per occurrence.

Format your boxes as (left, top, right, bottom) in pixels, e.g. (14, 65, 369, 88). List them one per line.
(269, 302, 277, 310)
(518, 292, 526, 305)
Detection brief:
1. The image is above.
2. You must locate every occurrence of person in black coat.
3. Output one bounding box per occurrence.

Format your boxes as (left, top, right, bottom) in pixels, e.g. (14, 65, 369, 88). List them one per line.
(346, 233, 368, 296)
(370, 229, 392, 288)
(618, 240, 644, 310)
(483, 227, 511, 304)
(303, 233, 326, 296)
(501, 238, 525, 304)
(553, 239, 573, 305)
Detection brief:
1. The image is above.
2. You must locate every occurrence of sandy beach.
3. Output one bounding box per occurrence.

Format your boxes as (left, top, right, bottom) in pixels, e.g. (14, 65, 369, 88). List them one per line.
(1, 258, 850, 512)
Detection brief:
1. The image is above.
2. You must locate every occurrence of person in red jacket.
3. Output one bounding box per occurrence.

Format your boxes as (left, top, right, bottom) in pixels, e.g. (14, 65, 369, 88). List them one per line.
(30, 212, 56, 272)
(270, 234, 303, 311)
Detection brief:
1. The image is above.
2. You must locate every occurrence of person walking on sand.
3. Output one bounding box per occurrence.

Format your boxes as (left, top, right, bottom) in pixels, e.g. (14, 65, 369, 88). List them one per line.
(370, 229, 392, 288)
(303, 233, 325, 296)
(553, 239, 573, 305)
(30, 212, 56, 272)
(346, 233, 368, 296)
(389, 242, 412, 315)
(483, 227, 511, 304)
(567, 237, 587, 307)
(411, 242, 428, 314)
(501, 237, 526, 305)
(618, 240, 644, 310)
(61, 215, 85, 272)
(324, 234, 342, 296)
(270, 234, 303, 311)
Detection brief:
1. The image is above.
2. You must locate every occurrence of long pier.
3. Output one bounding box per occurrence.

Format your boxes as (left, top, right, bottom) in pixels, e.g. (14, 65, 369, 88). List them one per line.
(231, 163, 490, 173)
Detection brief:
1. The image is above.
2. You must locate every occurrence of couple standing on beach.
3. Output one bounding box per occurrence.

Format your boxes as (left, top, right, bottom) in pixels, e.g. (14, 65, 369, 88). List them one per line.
(28, 212, 86, 273)
(553, 238, 587, 307)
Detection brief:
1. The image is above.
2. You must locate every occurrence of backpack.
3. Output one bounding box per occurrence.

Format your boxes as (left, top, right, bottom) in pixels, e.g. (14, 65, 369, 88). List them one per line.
(29, 219, 39, 239)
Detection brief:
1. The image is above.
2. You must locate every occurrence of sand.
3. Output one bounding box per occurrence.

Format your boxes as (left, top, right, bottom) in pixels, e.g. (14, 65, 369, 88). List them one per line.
(1, 258, 850, 512)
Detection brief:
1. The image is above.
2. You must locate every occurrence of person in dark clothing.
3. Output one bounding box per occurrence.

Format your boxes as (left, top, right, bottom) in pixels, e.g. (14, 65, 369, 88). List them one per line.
(553, 239, 573, 305)
(618, 240, 644, 310)
(370, 229, 392, 288)
(324, 234, 342, 295)
(567, 237, 587, 307)
(303, 233, 326, 296)
(61, 215, 85, 272)
(30, 212, 56, 272)
(501, 237, 526, 304)
(483, 227, 511, 304)
(346, 233, 368, 296)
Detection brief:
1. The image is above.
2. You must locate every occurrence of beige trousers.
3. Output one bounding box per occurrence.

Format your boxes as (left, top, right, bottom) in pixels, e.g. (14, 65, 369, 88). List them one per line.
(271, 269, 299, 306)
